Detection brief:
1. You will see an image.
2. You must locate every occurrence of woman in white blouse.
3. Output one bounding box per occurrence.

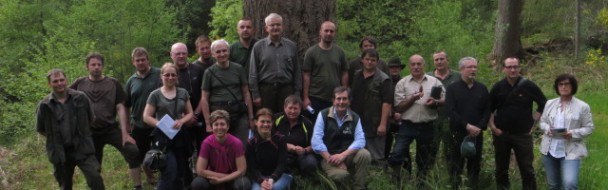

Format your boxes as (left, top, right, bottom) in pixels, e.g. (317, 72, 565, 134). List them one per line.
(539, 74, 594, 190)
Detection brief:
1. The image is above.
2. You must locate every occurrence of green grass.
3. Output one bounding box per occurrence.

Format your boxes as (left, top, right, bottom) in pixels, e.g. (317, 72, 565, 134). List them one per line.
(1, 56, 607, 190)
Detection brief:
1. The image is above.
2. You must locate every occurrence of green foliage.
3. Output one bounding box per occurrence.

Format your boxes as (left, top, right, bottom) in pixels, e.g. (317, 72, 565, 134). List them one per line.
(585, 49, 608, 66)
(0, 0, 180, 145)
(336, 0, 494, 69)
(522, 0, 608, 46)
(208, 0, 242, 42)
(336, 0, 414, 59)
(598, 8, 608, 29)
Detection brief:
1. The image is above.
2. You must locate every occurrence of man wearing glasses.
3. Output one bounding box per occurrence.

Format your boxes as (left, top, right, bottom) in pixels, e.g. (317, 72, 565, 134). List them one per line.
(489, 57, 547, 190)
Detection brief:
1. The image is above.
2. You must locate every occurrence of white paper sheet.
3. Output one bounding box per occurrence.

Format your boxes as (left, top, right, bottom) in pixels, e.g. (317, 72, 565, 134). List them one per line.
(157, 114, 180, 139)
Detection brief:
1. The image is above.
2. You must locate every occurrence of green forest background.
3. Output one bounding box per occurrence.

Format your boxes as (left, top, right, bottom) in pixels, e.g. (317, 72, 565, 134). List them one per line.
(1, 0, 608, 189)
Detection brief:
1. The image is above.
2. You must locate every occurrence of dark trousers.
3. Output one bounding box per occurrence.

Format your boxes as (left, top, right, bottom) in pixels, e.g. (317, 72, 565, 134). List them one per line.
(493, 132, 537, 190)
(157, 146, 189, 190)
(385, 122, 411, 172)
(447, 132, 483, 190)
(131, 127, 155, 164)
(429, 119, 450, 167)
(287, 153, 318, 176)
(52, 147, 105, 190)
(307, 96, 332, 122)
(258, 83, 293, 113)
(91, 126, 141, 168)
(388, 120, 434, 178)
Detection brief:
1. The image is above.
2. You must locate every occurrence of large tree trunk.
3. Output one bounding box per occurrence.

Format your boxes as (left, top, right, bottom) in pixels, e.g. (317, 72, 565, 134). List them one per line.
(243, 0, 336, 63)
(491, 0, 524, 67)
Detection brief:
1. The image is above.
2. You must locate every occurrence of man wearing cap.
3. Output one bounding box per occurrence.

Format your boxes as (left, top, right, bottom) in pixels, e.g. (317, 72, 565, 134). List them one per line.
(445, 57, 490, 190)
(385, 57, 411, 172)
(426, 51, 461, 167)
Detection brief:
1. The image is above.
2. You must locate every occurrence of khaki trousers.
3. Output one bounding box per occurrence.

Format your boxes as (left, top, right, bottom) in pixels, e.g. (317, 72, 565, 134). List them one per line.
(321, 149, 371, 190)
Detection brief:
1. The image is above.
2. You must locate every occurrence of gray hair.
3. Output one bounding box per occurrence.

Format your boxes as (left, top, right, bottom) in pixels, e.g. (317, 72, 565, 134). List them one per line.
(458, 57, 477, 69)
(210, 39, 230, 52)
(264, 13, 282, 26)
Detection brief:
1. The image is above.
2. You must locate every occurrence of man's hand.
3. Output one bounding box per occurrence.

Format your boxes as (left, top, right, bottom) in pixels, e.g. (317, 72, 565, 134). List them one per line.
(185, 116, 198, 127)
(303, 97, 311, 109)
(205, 124, 213, 133)
(377, 124, 387, 136)
(466, 124, 481, 137)
(328, 153, 346, 166)
(253, 97, 262, 107)
(294, 146, 305, 156)
(491, 127, 503, 136)
(393, 113, 401, 121)
(249, 120, 256, 130)
(122, 133, 136, 146)
(412, 91, 424, 101)
(424, 98, 435, 106)
(533, 112, 541, 121)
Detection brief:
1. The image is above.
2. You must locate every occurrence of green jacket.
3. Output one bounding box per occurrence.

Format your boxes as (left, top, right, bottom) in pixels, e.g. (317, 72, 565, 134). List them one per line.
(36, 89, 95, 164)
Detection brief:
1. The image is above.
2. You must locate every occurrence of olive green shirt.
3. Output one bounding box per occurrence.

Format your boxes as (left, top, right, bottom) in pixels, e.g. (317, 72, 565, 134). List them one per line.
(302, 44, 348, 102)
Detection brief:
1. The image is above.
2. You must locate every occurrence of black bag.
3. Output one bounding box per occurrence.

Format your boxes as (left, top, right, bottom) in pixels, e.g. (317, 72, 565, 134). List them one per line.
(228, 100, 247, 114)
(209, 70, 247, 116)
(144, 148, 166, 172)
(144, 129, 171, 172)
(430, 86, 442, 99)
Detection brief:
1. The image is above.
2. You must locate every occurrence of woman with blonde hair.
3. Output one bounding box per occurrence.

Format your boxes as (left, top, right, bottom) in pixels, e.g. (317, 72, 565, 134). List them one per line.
(143, 63, 194, 189)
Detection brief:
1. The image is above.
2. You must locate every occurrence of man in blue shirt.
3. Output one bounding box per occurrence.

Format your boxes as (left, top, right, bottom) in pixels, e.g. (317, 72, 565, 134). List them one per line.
(311, 86, 370, 190)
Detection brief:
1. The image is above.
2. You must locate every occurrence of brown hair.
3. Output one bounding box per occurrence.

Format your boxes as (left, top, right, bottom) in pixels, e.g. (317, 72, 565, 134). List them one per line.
(209, 110, 230, 127)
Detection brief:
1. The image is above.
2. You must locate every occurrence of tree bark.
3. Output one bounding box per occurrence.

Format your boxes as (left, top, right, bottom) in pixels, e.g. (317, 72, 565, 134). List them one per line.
(491, 0, 524, 67)
(243, 0, 336, 63)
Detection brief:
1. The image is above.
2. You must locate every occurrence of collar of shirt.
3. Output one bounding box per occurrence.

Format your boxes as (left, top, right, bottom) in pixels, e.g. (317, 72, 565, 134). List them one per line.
(332, 107, 350, 127)
(263, 37, 283, 47)
(407, 74, 428, 82)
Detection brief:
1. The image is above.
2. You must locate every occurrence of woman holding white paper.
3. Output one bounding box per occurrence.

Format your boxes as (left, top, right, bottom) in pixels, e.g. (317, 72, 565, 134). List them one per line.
(143, 63, 194, 190)
(539, 74, 594, 190)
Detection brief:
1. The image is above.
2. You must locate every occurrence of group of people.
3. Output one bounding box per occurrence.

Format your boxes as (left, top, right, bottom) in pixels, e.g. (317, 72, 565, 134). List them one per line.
(35, 12, 594, 190)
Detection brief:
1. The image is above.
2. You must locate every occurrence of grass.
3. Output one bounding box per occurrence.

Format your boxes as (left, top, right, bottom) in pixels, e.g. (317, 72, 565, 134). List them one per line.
(1, 55, 607, 190)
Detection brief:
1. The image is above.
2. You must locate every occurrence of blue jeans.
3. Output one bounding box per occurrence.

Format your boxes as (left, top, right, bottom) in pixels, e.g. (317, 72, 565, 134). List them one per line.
(542, 154, 580, 190)
(251, 173, 293, 190)
(387, 120, 434, 177)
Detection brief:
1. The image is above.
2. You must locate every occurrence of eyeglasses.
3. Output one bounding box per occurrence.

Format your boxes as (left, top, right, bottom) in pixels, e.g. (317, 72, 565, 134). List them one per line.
(558, 82, 571, 86)
(504, 65, 519, 70)
(163, 73, 177, 77)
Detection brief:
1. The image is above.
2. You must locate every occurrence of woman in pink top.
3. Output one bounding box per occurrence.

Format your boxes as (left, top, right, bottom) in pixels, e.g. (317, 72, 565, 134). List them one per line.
(191, 110, 251, 190)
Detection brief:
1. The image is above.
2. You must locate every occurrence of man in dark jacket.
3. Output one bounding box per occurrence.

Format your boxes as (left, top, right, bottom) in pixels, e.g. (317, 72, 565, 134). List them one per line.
(489, 57, 547, 190)
(445, 57, 490, 189)
(36, 69, 105, 190)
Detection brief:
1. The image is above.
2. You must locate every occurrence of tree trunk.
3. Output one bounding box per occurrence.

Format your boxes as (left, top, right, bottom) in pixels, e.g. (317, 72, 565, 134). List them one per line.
(491, 0, 524, 68)
(243, 0, 336, 63)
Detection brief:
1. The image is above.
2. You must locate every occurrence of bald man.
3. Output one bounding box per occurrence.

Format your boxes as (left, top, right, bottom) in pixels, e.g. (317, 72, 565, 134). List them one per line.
(387, 54, 445, 187)
(302, 21, 349, 120)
